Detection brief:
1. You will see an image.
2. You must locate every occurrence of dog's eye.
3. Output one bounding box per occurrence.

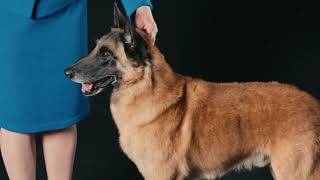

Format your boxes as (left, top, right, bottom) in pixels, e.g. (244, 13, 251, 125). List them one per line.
(102, 51, 111, 57)
(99, 47, 112, 58)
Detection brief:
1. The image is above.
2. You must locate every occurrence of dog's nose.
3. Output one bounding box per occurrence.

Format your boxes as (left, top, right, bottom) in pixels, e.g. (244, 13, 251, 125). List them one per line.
(64, 68, 74, 79)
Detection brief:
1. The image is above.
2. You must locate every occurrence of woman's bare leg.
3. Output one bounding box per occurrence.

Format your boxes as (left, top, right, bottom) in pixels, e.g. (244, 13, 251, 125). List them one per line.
(0, 128, 36, 180)
(42, 125, 77, 180)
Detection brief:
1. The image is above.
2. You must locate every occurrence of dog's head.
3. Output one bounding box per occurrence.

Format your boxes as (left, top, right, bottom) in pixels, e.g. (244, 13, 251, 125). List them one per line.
(65, 3, 152, 96)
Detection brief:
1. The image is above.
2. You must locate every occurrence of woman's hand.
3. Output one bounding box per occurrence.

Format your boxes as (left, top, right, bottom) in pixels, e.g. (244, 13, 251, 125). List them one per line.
(135, 6, 158, 44)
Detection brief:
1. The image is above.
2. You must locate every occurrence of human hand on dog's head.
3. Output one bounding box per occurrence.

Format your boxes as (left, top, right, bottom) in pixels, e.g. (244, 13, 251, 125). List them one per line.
(135, 6, 158, 44)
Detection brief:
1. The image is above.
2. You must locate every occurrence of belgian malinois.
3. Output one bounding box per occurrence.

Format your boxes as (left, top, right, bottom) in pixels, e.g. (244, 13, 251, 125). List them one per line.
(64, 3, 320, 180)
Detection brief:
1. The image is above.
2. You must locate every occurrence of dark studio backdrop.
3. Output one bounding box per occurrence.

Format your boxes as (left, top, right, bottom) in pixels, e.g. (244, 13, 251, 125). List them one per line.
(1, 0, 320, 180)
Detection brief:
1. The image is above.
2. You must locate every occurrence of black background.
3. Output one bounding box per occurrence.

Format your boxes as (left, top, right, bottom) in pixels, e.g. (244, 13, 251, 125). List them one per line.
(1, 0, 320, 179)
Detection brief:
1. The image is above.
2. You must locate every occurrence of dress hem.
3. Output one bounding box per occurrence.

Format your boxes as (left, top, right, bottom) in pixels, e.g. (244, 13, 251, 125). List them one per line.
(0, 110, 89, 133)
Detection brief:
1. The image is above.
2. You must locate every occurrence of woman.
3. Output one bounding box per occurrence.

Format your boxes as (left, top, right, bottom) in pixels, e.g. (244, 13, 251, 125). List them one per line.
(0, 0, 158, 179)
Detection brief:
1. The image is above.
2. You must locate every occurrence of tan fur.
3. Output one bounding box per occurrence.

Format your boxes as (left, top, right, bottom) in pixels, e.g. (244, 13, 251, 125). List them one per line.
(93, 31, 320, 180)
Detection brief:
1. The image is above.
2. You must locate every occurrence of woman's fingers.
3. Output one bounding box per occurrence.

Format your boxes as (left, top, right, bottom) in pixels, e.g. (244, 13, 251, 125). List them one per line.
(135, 6, 158, 44)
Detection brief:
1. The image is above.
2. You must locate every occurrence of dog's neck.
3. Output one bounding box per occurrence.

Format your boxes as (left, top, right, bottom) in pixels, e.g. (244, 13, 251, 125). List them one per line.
(110, 46, 186, 129)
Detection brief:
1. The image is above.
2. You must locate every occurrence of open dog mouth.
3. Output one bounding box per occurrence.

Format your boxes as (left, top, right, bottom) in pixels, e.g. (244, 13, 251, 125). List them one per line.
(81, 76, 116, 96)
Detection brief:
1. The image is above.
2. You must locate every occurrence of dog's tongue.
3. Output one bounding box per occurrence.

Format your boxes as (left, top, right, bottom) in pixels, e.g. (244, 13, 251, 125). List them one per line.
(81, 83, 93, 93)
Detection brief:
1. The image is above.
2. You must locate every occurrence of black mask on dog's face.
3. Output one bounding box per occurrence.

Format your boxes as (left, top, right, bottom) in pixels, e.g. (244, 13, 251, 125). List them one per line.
(64, 44, 120, 96)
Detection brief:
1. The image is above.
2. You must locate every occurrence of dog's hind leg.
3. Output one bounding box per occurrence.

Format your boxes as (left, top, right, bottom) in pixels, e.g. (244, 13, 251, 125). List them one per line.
(269, 133, 316, 180)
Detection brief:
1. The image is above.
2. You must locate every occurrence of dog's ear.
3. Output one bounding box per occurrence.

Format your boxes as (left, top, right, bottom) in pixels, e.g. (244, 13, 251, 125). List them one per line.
(113, 2, 150, 62)
(122, 28, 150, 63)
(113, 2, 126, 29)
(113, 2, 135, 45)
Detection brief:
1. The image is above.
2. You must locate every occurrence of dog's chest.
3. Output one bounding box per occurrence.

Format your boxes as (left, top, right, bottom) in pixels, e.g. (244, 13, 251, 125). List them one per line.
(119, 127, 161, 168)
(110, 100, 172, 170)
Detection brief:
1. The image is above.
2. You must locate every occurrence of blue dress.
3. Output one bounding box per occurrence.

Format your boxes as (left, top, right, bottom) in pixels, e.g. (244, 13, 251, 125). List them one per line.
(0, 0, 152, 133)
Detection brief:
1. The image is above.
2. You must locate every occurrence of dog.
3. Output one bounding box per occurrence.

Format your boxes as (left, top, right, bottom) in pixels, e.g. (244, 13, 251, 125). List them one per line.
(64, 3, 320, 180)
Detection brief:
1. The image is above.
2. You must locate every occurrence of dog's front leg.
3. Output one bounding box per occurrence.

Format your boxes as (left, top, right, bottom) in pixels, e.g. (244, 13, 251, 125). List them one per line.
(142, 169, 185, 180)
(173, 173, 185, 180)
(183, 176, 216, 180)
